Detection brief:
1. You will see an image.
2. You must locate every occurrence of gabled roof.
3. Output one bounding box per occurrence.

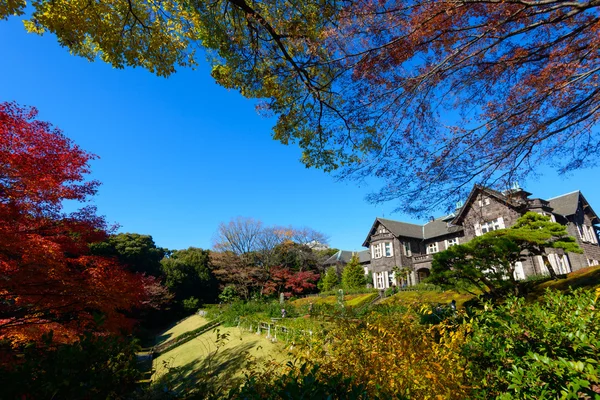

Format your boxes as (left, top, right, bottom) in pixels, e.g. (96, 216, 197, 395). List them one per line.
(451, 185, 521, 225)
(362, 216, 463, 246)
(362, 217, 423, 246)
(548, 191, 599, 224)
(547, 191, 580, 216)
(323, 249, 370, 266)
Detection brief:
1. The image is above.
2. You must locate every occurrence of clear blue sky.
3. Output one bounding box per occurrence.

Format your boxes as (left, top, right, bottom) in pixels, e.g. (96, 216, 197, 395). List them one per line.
(2, 17, 599, 252)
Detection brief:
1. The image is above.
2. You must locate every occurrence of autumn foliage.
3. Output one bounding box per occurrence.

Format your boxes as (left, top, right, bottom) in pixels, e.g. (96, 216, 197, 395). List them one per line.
(262, 266, 319, 298)
(0, 102, 147, 345)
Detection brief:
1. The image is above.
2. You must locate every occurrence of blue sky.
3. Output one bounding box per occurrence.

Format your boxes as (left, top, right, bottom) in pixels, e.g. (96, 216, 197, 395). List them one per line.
(2, 17, 599, 252)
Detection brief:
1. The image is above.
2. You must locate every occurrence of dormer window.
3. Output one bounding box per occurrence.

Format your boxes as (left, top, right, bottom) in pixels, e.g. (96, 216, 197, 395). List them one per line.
(478, 197, 491, 207)
(445, 237, 459, 248)
(474, 217, 505, 236)
(426, 242, 439, 254)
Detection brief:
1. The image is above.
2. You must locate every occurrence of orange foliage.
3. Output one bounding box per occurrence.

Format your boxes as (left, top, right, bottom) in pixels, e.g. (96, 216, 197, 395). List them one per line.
(0, 102, 147, 346)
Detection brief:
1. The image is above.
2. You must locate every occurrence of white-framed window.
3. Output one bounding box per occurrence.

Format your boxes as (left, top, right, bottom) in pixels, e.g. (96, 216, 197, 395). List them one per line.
(426, 242, 439, 254)
(578, 224, 598, 244)
(403, 241, 412, 257)
(477, 197, 491, 207)
(371, 242, 393, 258)
(372, 243, 383, 258)
(588, 259, 599, 266)
(475, 217, 505, 236)
(384, 242, 393, 257)
(445, 237, 459, 248)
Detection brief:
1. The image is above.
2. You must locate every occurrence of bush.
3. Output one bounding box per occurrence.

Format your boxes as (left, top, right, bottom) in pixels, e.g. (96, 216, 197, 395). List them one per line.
(465, 289, 600, 399)
(302, 310, 470, 398)
(0, 333, 140, 399)
(183, 296, 200, 313)
(229, 363, 371, 400)
(205, 300, 296, 326)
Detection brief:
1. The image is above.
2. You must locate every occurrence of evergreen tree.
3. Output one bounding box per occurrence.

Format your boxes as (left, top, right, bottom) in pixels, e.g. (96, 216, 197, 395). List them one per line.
(342, 255, 367, 290)
(319, 267, 339, 292)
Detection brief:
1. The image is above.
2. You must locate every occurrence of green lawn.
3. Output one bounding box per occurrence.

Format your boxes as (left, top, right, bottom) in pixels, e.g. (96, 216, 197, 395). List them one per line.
(291, 293, 375, 308)
(527, 265, 600, 300)
(382, 289, 474, 308)
(155, 315, 208, 345)
(152, 325, 292, 393)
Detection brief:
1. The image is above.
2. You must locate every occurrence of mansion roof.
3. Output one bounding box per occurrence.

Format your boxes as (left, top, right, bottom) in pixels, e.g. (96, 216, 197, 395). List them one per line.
(362, 186, 597, 247)
(323, 249, 370, 266)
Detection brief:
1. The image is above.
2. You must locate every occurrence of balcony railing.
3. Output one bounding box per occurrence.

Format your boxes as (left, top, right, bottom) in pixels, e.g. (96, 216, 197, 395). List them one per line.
(412, 254, 433, 263)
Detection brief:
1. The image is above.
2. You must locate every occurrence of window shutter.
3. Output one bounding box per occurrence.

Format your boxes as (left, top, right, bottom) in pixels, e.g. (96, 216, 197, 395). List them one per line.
(474, 224, 482, 236)
(497, 217, 505, 229)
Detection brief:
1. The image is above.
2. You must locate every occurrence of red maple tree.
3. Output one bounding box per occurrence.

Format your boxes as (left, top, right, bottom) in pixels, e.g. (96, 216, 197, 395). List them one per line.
(0, 102, 147, 345)
(262, 266, 319, 298)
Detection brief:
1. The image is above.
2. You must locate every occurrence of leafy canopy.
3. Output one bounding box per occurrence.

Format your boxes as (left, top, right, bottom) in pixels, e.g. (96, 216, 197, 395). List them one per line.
(4, 0, 599, 212)
(0, 102, 147, 345)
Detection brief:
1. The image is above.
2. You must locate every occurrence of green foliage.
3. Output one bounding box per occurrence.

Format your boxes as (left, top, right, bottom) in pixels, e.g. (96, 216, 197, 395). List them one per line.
(0, 333, 140, 399)
(318, 267, 338, 292)
(218, 285, 239, 303)
(465, 289, 600, 399)
(430, 213, 581, 298)
(182, 297, 200, 313)
(161, 247, 218, 313)
(205, 300, 291, 326)
(90, 232, 166, 276)
(341, 255, 366, 290)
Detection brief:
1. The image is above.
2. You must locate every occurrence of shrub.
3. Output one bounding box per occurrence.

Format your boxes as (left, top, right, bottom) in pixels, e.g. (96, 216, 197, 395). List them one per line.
(465, 289, 600, 399)
(303, 310, 470, 398)
(0, 333, 140, 399)
(342, 255, 367, 290)
(183, 296, 200, 313)
(229, 363, 371, 400)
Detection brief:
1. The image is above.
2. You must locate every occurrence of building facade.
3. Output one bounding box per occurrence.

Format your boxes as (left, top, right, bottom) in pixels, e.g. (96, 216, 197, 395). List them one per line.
(363, 185, 600, 290)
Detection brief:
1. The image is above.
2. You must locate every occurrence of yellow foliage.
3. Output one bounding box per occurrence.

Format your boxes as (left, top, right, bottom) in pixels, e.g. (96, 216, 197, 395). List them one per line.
(300, 311, 471, 399)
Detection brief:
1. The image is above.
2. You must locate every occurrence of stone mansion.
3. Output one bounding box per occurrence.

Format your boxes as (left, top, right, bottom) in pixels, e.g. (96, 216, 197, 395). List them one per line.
(325, 185, 600, 290)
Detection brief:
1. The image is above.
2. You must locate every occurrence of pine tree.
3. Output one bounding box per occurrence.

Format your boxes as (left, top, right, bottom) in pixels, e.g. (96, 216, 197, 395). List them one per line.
(342, 255, 367, 290)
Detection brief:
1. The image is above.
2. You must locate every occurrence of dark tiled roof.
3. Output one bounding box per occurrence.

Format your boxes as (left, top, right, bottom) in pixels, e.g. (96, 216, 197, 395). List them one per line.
(548, 191, 580, 216)
(423, 219, 463, 239)
(323, 250, 370, 265)
(377, 218, 423, 239)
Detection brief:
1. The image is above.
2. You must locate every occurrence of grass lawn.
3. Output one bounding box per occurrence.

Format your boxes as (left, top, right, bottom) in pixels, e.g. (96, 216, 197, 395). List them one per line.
(153, 325, 292, 393)
(382, 290, 474, 309)
(527, 265, 600, 300)
(291, 293, 376, 308)
(155, 315, 208, 345)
